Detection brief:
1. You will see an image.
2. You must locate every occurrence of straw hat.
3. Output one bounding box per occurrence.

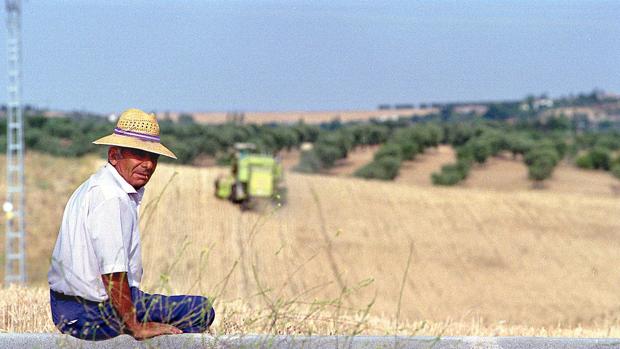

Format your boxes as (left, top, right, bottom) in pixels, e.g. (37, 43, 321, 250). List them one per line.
(93, 108, 177, 159)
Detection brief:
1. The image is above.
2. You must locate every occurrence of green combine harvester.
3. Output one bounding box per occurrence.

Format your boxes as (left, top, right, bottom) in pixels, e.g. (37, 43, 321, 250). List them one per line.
(214, 143, 285, 210)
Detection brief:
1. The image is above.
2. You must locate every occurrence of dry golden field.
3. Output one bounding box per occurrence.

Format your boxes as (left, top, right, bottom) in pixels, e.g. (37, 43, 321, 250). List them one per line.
(157, 108, 438, 125)
(1, 152, 620, 336)
(0, 153, 100, 281)
(139, 159, 620, 332)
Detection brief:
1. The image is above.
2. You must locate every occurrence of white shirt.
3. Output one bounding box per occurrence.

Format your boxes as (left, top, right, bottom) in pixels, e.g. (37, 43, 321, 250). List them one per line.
(48, 163, 144, 302)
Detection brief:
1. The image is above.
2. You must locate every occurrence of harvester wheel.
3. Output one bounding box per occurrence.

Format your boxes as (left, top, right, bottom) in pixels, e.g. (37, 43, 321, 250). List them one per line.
(231, 182, 244, 203)
(240, 199, 251, 211)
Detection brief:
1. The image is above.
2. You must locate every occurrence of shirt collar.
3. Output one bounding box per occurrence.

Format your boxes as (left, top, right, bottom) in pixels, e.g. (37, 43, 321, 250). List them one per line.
(104, 163, 146, 201)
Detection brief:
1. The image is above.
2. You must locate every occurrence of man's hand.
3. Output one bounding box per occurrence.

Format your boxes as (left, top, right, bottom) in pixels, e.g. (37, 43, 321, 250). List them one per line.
(102, 272, 182, 340)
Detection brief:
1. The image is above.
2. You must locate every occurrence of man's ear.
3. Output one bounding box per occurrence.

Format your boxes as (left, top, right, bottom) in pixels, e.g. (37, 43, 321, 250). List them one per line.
(108, 146, 121, 165)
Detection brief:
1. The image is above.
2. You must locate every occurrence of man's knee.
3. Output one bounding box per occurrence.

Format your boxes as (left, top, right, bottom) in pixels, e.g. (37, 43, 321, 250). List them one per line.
(181, 295, 215, 333)
(205, 301, 215, 327)
(196, 295, 215, 328)
(135, 290, 215, 332)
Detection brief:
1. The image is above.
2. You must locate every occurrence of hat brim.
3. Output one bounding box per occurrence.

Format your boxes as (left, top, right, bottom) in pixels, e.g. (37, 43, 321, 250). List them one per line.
(93, 134, 177, 159)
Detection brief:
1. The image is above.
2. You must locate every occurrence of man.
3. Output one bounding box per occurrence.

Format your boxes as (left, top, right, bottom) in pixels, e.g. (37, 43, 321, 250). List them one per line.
(48, 109, 215, 341)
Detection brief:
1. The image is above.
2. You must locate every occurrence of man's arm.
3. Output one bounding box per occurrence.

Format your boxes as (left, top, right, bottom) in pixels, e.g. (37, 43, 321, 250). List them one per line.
(102, 272, 182, 340)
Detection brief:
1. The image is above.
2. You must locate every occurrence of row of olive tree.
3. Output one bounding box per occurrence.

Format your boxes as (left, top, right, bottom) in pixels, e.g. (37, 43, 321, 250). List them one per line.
(0, 112, 417, 169)
(573, 131, 620, 179)
(0, 114, 328, 164)
(294, 124, 391, 173)
(432, 124, 568, 186)
(2, 112, 618, 188)
(353, 124, 443, 180)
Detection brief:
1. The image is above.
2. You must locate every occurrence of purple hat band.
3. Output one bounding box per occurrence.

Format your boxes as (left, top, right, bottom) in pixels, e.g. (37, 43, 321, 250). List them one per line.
(114, 128, 160, 142)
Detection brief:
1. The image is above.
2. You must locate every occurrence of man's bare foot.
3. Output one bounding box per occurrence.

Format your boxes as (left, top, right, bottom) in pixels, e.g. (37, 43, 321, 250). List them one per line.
(129, 322, 183, 340)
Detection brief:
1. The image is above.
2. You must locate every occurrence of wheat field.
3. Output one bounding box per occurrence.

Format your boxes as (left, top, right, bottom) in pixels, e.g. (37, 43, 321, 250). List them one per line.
(1, 152, 620, 336)
(142, 164, 620, 326)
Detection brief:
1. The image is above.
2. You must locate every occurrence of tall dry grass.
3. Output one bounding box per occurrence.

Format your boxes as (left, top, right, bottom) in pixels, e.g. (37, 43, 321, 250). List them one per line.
(4, 285, 620, 337)
(141, 161, 620, 329)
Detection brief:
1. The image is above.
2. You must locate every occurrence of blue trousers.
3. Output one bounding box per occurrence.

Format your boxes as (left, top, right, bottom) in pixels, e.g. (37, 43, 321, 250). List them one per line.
(50, 287, 215, 341)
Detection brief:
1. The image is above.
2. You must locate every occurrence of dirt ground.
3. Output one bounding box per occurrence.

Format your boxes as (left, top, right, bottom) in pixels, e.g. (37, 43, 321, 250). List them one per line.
(463, 153, 620, 197)
(395, 145, 456, 186)
(394, 145, 619, 198)
(325, 145, 380, 176)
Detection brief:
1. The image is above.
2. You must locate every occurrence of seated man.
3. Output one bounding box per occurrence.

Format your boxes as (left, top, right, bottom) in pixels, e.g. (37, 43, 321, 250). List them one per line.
(48, 108, 215, 341)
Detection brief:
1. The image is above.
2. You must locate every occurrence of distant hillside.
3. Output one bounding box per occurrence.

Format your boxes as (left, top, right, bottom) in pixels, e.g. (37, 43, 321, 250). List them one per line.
(7, 88, 616, 126)
(154, 108, 439, 125)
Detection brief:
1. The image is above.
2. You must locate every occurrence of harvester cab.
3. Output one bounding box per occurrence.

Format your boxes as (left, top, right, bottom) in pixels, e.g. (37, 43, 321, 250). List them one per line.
(215, 143, 285, 210)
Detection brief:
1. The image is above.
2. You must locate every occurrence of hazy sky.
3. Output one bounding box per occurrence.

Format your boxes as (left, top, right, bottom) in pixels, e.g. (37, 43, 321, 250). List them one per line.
(0, 0, 618, 113)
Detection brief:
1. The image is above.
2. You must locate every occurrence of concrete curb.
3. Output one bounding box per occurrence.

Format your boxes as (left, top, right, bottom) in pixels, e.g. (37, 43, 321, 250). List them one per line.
(1, 334, 620, 348)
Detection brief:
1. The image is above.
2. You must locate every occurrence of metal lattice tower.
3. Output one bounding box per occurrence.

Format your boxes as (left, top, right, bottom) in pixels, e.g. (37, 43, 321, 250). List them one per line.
(4, 0, 25, 285)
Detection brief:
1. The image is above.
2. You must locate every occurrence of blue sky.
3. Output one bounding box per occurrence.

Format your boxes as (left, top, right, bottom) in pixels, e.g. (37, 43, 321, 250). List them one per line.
(0, 0, 618, 113)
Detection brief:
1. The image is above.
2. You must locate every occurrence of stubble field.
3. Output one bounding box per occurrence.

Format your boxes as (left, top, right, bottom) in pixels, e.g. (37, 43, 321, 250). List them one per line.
(1, 150, 620, 337)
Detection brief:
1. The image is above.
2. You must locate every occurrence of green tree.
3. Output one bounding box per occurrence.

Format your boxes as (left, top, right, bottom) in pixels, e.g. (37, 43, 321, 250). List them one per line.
(589, 147, 611, 170)
(314, 143, 341, 168)
(354, 156, 401, 180)
(431, 170, 462, 186)
(506, 134, 534, 158)
(528, 160, 555, 183)
(397, 141, 420, 160)
(483, 103, 513, 120)
(470, 140, 492, 164)
(575, 153, 594, 169)
(524, 146, 560, 167)
(546, 116, 571, 131)
(178, 113, 195, 125)
(611, 164, 620, 179)
(374, 143, 403, 161)
(525, 146, 560, 185)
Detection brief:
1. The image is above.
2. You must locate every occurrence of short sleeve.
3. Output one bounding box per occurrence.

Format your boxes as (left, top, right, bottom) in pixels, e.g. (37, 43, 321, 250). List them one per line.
(87, 197, 133, 275)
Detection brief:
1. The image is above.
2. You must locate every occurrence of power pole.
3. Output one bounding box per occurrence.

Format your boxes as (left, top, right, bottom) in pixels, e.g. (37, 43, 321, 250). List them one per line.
(3, 0, 25, 285)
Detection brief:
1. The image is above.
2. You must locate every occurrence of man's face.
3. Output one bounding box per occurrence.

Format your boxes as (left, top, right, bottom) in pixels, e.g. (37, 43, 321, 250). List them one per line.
(109, 147, 159, 189)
